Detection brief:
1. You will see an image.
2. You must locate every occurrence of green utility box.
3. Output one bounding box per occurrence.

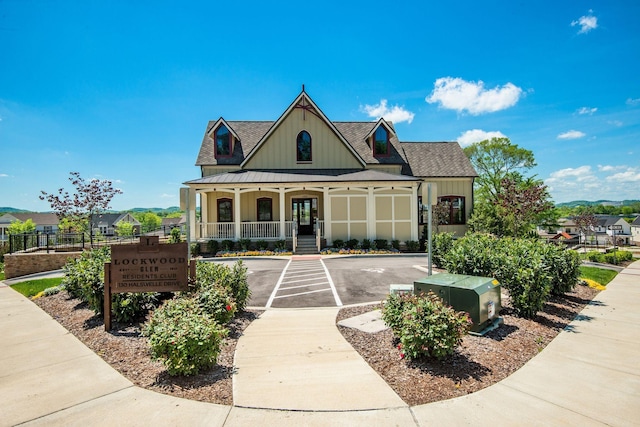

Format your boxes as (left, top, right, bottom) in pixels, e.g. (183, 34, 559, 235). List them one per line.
(414, 274, 501, 333)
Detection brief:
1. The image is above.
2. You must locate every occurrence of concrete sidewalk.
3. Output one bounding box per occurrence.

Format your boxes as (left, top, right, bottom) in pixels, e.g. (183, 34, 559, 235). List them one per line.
(1, 261, 639, 426)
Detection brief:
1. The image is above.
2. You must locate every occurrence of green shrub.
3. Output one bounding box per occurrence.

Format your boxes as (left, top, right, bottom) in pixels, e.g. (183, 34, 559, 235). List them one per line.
(193, 260, 250, 312)
(405, 240, 420, 252)
(193, 282, 236, 324)
(112, 292, 159, 323)
(374, 239, 388, 250)
(544, 245, 581, 296)
(256, 239, 268, 250)
(238, 238, 252, 251)
(221, 240, 235, 251)
(383, 292, 471, 360)
(332, 239, 345, 249)
(381, 293, 408, 331)
(169, 227, 182, 243)
(274, 240, 287, 251)
(361, 239, 372, 250)
(190, 242, 201, 257)
(432, 232, 455, 268)
(443, 234, 559, 318)
(345, 239, 359, 249)
(207, 239, 219, 255)
(391, 239, 400, 250)
(143, 298, 227, 376)
(229, 260, 250, 310)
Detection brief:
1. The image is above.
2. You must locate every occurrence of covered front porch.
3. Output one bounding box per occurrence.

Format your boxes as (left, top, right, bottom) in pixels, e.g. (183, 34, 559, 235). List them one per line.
(183, 170, 421, 248)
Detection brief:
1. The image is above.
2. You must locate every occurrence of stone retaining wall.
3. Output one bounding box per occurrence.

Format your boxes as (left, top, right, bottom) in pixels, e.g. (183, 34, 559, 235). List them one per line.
(4, 252, 82, 279)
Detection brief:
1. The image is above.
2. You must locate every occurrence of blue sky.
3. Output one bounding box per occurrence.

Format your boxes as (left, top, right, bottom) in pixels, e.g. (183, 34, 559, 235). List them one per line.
(1, 0, 639, 211)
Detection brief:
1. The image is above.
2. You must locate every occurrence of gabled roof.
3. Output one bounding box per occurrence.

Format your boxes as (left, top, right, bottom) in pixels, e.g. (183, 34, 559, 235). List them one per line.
(91, 213, 140, 226)
(240, 91, 366, 168)
(0, 213, 59, 225)
(400, 142, 478, 178)
(594, 215, 626, 227)
(632, 216, 640, 226)
(195, 91, 409, 168)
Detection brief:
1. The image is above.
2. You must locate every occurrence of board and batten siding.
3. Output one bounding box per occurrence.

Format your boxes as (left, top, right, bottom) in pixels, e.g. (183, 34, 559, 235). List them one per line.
(421, 177, 474, 236)
(243, 108, 362, 170)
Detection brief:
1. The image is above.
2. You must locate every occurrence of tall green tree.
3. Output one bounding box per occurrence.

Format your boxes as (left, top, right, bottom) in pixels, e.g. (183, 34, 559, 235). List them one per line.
(464, 137, 537, 202)
(464, 138, 553, 237)
(8, 219, 36, 235)
(135, 211, 162, 233)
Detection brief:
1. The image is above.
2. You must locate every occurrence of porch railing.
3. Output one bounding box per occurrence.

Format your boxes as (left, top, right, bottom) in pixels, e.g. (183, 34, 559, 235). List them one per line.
(199, 220, 325, 241)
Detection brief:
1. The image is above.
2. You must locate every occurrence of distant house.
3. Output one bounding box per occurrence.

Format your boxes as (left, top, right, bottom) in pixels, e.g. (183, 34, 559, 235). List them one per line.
(631, 216, 640, 245)
(0, 213, 59, 241)
(90, 213, 141, 236)
(161, 215, 187, 234)
(549, 215, 631, 246)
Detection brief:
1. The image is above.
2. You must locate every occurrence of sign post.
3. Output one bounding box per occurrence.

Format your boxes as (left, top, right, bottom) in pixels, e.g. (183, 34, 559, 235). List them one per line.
(104, 236, 194, 330)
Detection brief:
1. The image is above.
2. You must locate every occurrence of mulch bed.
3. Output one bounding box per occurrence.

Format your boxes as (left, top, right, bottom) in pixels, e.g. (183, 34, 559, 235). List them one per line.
(33, 283, 598, 406)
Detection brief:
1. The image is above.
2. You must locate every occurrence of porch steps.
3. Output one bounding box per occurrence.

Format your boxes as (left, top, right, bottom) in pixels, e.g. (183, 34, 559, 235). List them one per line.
(295, 235, 319, 255)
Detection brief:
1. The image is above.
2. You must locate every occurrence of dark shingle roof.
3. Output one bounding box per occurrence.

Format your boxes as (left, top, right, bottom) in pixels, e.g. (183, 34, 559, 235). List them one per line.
(196, 120, 408, 167)
(185, 169, 419, 185)
(400, 142, 477, 178)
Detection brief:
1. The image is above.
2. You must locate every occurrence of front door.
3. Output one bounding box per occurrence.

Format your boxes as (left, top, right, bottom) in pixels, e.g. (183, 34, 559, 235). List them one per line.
(292, 198, 316, 235)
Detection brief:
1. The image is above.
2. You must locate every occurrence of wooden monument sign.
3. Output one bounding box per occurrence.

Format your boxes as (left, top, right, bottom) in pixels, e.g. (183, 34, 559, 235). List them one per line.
(104, 236, 194, 330)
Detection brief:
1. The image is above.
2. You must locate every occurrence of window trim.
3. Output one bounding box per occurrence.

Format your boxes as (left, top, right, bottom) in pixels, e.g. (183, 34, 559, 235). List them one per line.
(373, 126, 390, 158)
(215, 125, 232, 158)
(296, 130, 312, 162)
(257, 197, 273, 222)
(438, 195, 466, 225)
(217, 198, 233, 222)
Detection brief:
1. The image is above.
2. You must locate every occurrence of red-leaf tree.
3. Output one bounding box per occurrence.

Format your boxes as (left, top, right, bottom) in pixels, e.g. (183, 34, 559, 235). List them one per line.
(40, 172, 123, 245)
(496, 177, 554, 237)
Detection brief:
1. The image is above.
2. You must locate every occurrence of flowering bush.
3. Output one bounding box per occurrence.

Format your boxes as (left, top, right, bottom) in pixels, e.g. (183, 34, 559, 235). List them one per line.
(383, 292, 471, 360)
(192, 260, 250, 312)
(143, 298, 227, 376)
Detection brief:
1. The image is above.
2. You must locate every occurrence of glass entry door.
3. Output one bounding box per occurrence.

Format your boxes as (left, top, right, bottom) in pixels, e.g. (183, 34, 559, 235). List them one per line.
(292, 198, 316, 235)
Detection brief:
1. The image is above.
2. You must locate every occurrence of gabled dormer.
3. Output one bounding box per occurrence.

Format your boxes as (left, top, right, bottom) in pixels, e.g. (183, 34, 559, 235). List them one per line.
(365, 118, 395, 158)
(207, 118, 240, 158)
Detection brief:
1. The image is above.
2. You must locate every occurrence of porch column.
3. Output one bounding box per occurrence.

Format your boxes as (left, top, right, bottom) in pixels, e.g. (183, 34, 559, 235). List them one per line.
(279, 188, 286, 239)
(234, 189, 241, 240)
(200, 193, 208, 239)
(367, 186, 375, 240)
(410, 184, 418, 240)
(324, 187, 331, 244)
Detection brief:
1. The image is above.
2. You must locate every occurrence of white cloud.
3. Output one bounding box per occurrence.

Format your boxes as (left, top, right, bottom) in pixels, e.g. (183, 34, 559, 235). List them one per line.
(426, 77, 523, 115)
(571, 13, 598, 34)
(607, 120, 623, 127)
(577, 107, 597, 115)
(598, 165, 626, 172)
(160, 193, 175, 199)
(0, 173, 8, 177)
(361, 99, 415, 124)
(606, 167, 640, 183)
(546, 164, 640, 203)
(557, 130, 586, 140)
(456, 129, 507, 147)
(626, 98, 640, 106)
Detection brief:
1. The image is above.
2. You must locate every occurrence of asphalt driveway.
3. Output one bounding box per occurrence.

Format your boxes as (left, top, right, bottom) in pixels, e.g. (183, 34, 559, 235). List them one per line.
(206, 255, 431, 308)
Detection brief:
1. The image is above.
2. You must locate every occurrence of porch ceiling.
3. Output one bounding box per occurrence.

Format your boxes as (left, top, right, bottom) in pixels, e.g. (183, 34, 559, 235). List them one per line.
(185, 169, 420, 186)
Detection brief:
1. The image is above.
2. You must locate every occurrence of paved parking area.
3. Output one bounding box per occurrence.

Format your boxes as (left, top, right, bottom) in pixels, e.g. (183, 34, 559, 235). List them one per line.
(207, 255, 431, 308)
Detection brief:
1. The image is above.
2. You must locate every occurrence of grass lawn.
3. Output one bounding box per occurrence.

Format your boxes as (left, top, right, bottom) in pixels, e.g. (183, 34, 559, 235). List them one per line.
(10, 278, 63, 298)
(579, 266, 618, 286)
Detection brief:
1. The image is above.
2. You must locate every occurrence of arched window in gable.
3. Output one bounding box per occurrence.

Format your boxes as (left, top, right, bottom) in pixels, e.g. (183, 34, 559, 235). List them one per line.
(215, 125, 232, 157)
(373, 126, 389, 157)
(297, 130, 312, 162)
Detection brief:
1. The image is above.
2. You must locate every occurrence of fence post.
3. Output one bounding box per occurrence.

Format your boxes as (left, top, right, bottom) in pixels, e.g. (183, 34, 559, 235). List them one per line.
(46, 232, 50, 253)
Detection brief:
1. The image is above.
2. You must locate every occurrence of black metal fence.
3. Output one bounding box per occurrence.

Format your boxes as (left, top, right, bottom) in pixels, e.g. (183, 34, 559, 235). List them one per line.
(6, 232, 150, 254)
